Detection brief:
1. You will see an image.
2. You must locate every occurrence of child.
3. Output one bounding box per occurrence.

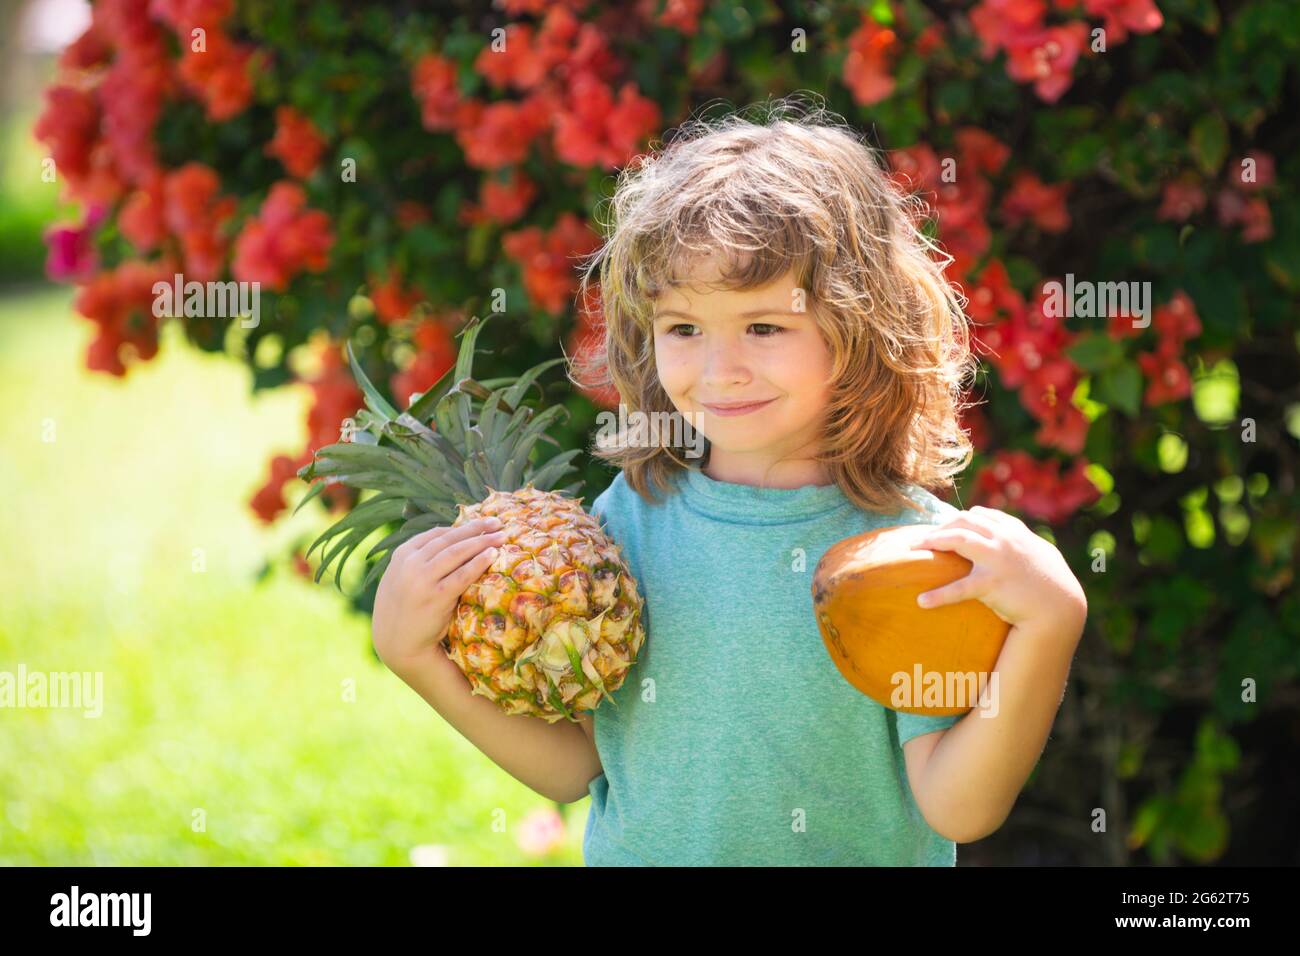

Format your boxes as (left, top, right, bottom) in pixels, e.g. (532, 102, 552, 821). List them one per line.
(563, 99, 1088, 865)
(373, 99, 1088, 866)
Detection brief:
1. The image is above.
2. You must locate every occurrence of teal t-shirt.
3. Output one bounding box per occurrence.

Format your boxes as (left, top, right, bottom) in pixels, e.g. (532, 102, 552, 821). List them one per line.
(581, 464, 966, 866)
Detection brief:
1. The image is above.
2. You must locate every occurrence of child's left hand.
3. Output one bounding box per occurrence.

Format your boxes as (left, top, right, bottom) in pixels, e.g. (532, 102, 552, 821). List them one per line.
(910, 506, 1087, 635)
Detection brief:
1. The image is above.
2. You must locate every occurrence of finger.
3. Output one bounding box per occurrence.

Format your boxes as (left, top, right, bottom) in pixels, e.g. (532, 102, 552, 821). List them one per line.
(412, 516, 501, 559)
(438, 542, 501, 596)
(917, 569, 984, 609)
(930, 512, 999, 539)
(969, 505, 1020, 529)
(425, 529, 507, 578)
(912, 527, 998, 565)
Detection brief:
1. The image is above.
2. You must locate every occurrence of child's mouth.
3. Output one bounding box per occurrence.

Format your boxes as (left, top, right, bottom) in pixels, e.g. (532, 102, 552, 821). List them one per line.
(700, 398, 776, 417)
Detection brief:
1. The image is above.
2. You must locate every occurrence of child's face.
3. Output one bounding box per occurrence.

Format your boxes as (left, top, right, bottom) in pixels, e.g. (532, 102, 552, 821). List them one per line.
(651, 255, 834, 481)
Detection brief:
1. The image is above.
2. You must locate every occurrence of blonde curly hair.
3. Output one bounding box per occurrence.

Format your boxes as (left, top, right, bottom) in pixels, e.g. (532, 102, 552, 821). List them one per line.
(568, 94, 977, 516)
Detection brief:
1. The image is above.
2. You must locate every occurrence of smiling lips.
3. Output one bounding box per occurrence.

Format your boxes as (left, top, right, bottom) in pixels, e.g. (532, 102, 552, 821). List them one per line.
(700, 398, 776, 417)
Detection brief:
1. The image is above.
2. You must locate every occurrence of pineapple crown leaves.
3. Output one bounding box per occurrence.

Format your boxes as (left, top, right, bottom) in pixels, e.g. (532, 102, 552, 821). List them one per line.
(293, 314, 586, 593)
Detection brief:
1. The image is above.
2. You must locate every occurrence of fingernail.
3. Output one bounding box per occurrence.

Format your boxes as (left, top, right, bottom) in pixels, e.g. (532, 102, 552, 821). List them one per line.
(487, 547, 499, 558)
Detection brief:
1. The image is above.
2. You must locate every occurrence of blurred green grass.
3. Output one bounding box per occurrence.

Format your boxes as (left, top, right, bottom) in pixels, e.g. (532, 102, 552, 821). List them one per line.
(0, 286, 588, 865)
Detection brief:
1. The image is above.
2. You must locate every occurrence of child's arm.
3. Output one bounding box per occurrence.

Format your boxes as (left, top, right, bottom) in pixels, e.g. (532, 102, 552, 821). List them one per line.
(389, 648, 603, 804)
(372, 517, 603, 804)
(904, 507, 1089, 842)
(902, 615, 1083, 842)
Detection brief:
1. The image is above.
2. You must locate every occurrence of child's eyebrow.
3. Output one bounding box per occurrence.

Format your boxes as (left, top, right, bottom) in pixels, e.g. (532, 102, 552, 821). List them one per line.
(652, 309, 801, 322)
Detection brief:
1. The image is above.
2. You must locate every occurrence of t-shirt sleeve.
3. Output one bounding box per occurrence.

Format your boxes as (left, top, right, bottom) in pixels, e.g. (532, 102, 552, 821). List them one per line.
(586, 473, 624, 546)
(894, 709, 962, 747)
(588, 478, 615, 524)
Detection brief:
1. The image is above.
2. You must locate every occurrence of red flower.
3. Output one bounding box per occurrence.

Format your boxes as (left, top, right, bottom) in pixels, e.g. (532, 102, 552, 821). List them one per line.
(74, 259, 170, 376)
(1004, 22, 1089, 103)
(149, 0, 237, 32)
(935, 177, 993, 279)
(1230, 150, 1275, 192)
(474, 24, 551, 91)
(1156, 173, 1206, 222)
(889, 142, 943, 198)
(44, 205, 107, 282)
(955, 127, 1011, 177)
(304, 343, 365, 455)
(1216, 190, 1273, 243)
(502, 212, 603, 314)
(966, 258, 1025, 327)
(1034, 402, 1090, 454)
(655, 0, 706, 34)
(412, 53, 465, 132)
(253, 341, 363, 524)
(251, 454, 302, 523)
(1107, 308, 1145, 340)
(1000, 170, 1071, 232)
(119, 172, 166, 252)
(983, 284, 1074, 389)
(33, 85, 126, 203)
(916, 22, 946, 57)
(1138, 350, 1191, 406)
(60, 20, 112, 70)
(457, 98, 549, 169)
(460, 169, 538, 226)
(177, 27, 253, 121)
(232, 182, 334, 291)
(969, 0, 1047, 58)
(974, 450, 1100, 524)
(266, 106, 327, 180)
(1020, 357, 1089, 453)
(552, 75, 660, 170)
(160, 162, 237, 281)
(842, 15, 899, 106)
(565, 285, 620, 409)
(558, 13, 622, 82)
(887, 142, 995, 279)
(368, 268, 426, 325)
(1152, 290, 1201, 350)
(1081, 0, 1163, 44)
(392, 317, 460, 408)
(95, 15, 173, 187)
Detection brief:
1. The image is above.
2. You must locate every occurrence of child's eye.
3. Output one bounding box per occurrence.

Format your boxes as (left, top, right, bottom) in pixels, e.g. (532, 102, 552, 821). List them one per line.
(664, 323, 785, 338)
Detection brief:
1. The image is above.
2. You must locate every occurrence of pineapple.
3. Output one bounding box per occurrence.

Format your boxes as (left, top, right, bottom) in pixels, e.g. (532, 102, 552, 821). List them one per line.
(296, 315, 645, 723)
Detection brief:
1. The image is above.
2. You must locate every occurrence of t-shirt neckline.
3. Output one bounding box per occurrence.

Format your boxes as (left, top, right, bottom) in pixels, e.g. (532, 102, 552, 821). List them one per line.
(678, 463, 851, 523)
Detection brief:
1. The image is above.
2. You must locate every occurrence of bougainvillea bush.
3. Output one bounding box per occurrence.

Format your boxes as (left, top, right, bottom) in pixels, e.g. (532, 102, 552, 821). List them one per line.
(35, 0, 1300, 864)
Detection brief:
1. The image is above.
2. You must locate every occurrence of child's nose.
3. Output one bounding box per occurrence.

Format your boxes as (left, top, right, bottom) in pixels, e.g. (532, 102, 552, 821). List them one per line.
(700, 342, 750, 384)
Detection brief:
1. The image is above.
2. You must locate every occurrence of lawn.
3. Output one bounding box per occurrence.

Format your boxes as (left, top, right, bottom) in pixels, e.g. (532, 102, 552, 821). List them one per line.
(0, 285, 588, 865)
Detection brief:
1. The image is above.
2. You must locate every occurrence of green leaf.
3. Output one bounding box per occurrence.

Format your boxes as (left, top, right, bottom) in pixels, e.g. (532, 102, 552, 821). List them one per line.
(1066, 334, 1125, 373)
(1175, 805, 1228, 862)
(526, 448, 583, 492)
(346, 341, 398, 421)
(1095, 361, 1143, 417)
(502, 357, 565, 411)
(1189, 114, 1228, 176)
(305, 493, 405, 560)
(291, 479, 328, 516)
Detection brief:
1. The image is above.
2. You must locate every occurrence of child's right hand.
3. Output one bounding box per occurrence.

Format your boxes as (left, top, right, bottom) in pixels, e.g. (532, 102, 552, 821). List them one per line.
(371, 515, 508, 673)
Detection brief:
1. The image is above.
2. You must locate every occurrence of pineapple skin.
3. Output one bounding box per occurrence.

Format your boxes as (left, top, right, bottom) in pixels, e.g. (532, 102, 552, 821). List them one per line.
(442, 486, 646, 723)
